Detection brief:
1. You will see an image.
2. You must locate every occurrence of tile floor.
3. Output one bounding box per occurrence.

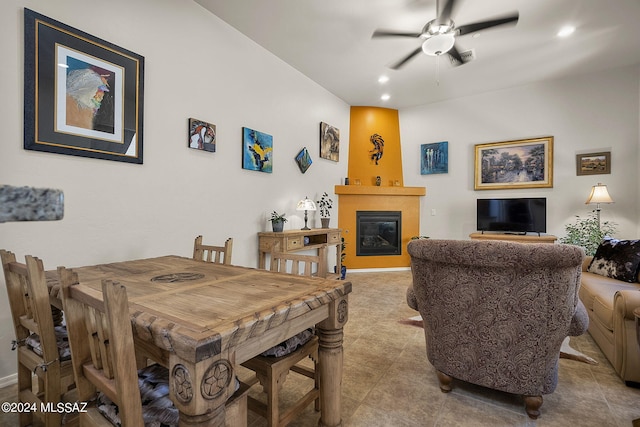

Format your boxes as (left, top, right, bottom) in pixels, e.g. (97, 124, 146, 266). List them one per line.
(2, 270, 640, 426)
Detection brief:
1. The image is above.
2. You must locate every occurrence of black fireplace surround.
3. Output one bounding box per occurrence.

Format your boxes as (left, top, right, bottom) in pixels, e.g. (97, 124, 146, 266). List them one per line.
(356, 211, 402, 256)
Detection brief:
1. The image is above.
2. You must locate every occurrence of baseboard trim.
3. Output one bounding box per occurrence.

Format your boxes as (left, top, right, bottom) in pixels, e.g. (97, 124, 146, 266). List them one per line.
(347, 267, 411, 273)
(0, 373, 17, 389)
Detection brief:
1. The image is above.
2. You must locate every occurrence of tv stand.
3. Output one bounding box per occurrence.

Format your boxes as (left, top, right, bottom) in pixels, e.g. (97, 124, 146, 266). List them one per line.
(469, 232, 557, 244)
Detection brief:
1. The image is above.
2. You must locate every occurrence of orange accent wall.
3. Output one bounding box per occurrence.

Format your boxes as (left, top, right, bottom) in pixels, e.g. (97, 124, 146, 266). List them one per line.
(348, 107, 403, 186)
(335, 186, 425, 269)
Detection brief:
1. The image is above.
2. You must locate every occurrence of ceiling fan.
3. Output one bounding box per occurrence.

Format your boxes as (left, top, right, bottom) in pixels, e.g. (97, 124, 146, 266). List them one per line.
(372, 0, 519, 69)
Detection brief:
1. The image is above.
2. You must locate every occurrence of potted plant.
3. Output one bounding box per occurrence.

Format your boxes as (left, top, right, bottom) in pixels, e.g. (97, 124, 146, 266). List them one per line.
(559, 212, 617, 256)
(269, 211, 287, 232)
(316, 192, 334, 228)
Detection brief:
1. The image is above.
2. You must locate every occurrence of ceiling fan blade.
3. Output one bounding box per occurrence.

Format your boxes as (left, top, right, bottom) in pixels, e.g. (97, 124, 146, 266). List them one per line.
(372, 29, 422, 38)
(390, 46, 424, 69)
(447, 45, 469, 67)
(436, 0, 457, 24)
(447, 44, 466, 66)
(457, 13, 519, 36)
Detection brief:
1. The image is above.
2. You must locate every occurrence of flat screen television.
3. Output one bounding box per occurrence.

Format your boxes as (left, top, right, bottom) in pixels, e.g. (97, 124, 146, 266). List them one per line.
(477, 198, 546, 234)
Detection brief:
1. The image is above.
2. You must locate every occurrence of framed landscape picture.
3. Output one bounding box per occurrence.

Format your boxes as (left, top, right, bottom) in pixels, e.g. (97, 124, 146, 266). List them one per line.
(319, 122, 339, 162)
(576, 151, 611, 175)
(420, 141, 448, 175)
(242, 127, 273, 173)
(23, 9, 144, 164)
(474, 136, 553, 190)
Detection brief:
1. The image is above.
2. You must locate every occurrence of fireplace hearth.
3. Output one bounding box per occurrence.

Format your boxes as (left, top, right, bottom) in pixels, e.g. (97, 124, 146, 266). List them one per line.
(356, 211, 402, 256)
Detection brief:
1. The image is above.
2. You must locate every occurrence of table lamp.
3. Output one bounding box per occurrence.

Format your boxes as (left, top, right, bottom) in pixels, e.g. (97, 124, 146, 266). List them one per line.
(296, 197, 316, 230)
(585, 182, 614, 230)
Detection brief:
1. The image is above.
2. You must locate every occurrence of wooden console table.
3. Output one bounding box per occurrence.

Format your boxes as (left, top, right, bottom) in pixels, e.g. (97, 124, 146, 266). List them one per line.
(258, 228, 341, 278)
(469, 232, 557, 244)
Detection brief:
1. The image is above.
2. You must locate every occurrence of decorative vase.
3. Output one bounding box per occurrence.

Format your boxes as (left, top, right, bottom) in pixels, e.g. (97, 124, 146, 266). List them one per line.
(375, 176, 381, 186)
(272, 220, 284, 232)
(321, 218, 330, 228)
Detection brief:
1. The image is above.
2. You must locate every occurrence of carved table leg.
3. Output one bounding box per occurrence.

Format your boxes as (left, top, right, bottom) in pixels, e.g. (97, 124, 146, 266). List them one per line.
(317, 296, 349, 427)
(170, 354, 237, 426)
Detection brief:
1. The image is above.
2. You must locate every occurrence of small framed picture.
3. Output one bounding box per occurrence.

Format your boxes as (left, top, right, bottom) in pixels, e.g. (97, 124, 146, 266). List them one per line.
(319, 122, 339, 162)
(188, 118, 216, 152)
(421, 141, 448, 175)
(242, 127, 273, 173)
(576, 152, 611, 176)
(295, 147, 312, 173)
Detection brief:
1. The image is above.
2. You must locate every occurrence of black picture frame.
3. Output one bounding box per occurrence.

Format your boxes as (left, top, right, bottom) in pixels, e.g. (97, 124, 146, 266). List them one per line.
(24, 8, 145, 164)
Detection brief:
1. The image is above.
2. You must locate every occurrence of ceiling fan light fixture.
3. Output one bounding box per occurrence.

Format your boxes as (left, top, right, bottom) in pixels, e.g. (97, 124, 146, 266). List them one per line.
(421, 33, 455, 56)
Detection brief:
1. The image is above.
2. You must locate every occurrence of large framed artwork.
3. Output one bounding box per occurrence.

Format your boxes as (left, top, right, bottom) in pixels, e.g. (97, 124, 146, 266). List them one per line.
(242, 127, 273, 173)
(474, 136, 553, 190)
(420, 141, 448, 175)
(319, 122, 339, 162)
(24, 9, 145, 164)
(576, 151, 611, 176)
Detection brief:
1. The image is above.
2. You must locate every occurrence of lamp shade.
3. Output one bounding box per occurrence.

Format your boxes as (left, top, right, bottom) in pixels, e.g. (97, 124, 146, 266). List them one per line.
(585, 183, 614, 205)
(296, 197, 317, 211)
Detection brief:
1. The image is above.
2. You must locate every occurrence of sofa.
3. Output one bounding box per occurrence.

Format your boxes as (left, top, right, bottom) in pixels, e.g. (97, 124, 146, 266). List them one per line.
(407, 239, 588, 419)
(578, 238, 640, 384)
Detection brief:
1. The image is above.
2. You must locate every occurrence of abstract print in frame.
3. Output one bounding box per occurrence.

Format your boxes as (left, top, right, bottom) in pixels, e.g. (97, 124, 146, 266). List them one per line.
(295, 147, 312, 173)
(474, 136, 553, 190)
(188, 118, 216, 152)
(23, 9, 144, 164)
(319, 122, 339, 162)
(420, 142, 448, 175)
(242, 127, 273, 173)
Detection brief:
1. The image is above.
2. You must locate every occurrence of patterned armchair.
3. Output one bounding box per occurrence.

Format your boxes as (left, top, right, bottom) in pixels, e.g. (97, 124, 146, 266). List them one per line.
(407, 239, 588, 419)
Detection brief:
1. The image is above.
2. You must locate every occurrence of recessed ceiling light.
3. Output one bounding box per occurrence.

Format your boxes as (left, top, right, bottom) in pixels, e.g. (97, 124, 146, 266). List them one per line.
(557, 26, 575, 37)
(378, 75, 389, 84)
(380, 94, 390, 101)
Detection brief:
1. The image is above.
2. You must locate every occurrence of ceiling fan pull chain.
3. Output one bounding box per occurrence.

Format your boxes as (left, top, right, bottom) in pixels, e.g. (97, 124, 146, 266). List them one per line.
(435, 55, 440, 86)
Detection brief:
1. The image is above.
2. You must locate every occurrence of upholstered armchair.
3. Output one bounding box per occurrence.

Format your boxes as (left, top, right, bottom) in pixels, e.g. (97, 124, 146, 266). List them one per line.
(407, 239, 588, 419)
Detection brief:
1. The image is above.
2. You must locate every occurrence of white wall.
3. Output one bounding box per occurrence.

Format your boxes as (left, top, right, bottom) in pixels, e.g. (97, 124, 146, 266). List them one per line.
(400, 65, 640, 241)
(0, 0, 349, 381)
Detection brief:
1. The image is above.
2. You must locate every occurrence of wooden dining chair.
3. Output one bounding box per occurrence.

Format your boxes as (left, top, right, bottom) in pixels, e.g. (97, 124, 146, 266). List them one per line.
(58, 266, 178, 426)
(58, 266, 250, 427)
(193, 235, 233, 265)
(0, 250, 76, 427)
(241, 249, 320, 427)
(268, 250, 322, 277)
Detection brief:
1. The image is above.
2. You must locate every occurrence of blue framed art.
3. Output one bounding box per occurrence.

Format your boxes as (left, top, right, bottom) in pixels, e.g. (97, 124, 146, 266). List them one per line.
(242, 127, 273, 173)
(421, 142, 448, 175)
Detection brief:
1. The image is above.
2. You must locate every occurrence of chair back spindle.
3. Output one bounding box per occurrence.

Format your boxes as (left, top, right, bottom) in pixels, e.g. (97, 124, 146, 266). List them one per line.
(193, 235, 233, 265)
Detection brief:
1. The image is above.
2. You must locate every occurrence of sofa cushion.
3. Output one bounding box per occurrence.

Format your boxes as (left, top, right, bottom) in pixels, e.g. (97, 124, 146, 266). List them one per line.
(588, 238, 640, 283)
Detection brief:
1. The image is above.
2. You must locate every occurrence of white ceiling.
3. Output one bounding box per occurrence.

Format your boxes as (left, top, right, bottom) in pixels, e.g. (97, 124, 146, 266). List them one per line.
(194, 0, 640, 109)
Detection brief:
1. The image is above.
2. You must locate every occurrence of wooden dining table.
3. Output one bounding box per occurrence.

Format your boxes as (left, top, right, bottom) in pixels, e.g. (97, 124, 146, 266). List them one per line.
(46, 255, 352, 426)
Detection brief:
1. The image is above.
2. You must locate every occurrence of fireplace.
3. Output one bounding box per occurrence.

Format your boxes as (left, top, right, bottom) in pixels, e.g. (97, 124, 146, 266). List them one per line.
(356, 211, 402, 256)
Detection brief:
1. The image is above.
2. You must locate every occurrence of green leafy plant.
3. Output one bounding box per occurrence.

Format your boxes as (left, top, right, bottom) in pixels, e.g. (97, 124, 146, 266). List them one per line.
(316, 192, 333, 218)
(269, 211, 288, 223)
(559, 212, 617, 256)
